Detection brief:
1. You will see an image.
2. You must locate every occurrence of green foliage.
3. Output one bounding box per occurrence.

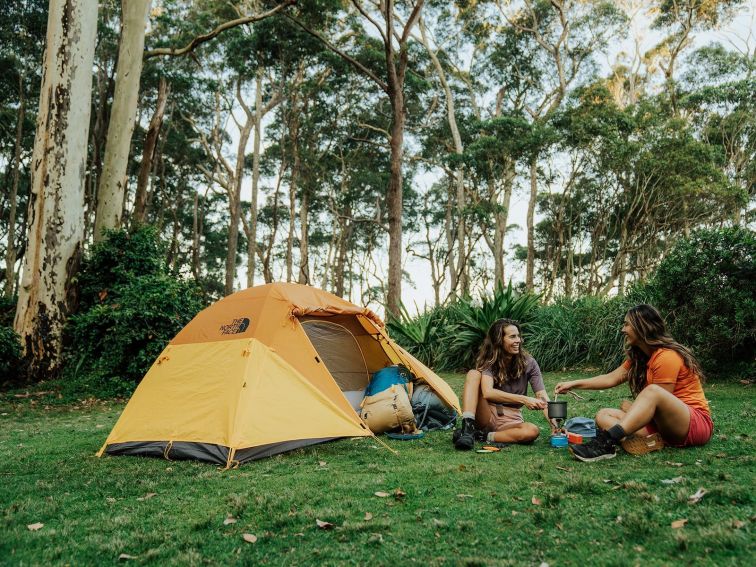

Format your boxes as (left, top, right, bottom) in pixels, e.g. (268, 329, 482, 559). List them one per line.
(62, 228, 206, 398)
(447, 284, 541, 370)
(651, 227, 756, 375)
(386, 303, 450, 369)
(0, 325, 22, 385)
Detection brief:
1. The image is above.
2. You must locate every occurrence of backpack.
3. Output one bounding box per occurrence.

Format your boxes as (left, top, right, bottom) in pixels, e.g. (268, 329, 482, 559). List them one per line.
(365, 364, 413, 397)
(411, 384, 457, 431)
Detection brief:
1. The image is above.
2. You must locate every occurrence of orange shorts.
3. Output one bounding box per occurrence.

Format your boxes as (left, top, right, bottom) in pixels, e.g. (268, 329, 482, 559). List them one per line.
(646, 405, 713, 447)
(486, 404, 523, 432)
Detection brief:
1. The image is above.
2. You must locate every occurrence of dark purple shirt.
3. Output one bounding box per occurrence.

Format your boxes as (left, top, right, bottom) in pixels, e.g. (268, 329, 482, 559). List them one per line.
(482, 357, 545, 408)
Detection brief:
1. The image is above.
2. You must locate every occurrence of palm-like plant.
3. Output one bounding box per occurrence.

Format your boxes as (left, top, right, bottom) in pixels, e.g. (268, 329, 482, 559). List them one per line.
(445, 283, 541, 371)
(386, 302, 451, 368)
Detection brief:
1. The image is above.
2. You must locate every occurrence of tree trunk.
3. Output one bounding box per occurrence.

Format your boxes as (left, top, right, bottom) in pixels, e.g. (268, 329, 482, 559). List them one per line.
(298, 189, 310, 284)
(5, 73, 24, 297)
(224, 103, 254, 296)
(246, 71, 264, 288)
(15, 0, 99, 379)
(191, 189, 201, 281)
(386, 86, 405, 317)
(94, 0, 151, 241)
(526, 157, 538, 292)
(133, 76, 169, 224)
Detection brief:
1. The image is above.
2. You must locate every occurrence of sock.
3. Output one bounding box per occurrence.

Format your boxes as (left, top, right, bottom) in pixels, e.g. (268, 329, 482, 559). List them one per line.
(607, 424, 627, 442)
(486, 432, 496, 443)
(462, 412, 475, 421)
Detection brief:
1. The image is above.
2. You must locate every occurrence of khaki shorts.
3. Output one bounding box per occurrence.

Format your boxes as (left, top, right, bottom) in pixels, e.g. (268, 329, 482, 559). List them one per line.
(486, 404, 524, 432)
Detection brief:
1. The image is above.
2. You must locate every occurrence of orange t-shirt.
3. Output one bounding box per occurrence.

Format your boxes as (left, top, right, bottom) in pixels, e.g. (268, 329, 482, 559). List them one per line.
(622, 349, 710, 416)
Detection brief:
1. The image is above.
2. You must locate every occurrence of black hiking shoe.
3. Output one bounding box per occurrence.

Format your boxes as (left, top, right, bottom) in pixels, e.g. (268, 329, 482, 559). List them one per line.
(569, 429, 618, 462)
(453, 418, 477, 451)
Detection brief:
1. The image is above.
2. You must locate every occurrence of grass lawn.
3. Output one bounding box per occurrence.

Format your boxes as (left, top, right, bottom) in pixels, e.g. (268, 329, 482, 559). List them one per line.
(1, 371, 754, 566)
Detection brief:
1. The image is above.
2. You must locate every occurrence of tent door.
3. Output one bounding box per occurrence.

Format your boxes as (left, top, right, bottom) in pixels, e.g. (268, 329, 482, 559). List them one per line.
(300, 320, 370, 411)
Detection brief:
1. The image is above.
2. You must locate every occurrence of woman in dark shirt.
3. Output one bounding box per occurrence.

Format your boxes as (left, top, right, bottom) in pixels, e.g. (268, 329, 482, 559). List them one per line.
(453, 318, 556, 450)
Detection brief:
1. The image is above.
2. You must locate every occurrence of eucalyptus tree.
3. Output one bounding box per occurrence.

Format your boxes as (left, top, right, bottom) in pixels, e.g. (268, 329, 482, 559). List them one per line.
(0, 0, 46, 297)
(14, 0, 99, 379)
(288, 0, 426, 316)
(484, 0, 625, 291)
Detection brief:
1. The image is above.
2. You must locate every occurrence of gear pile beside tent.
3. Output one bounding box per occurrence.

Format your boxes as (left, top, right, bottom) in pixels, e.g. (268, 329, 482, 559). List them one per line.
(97, 282, 460, 466)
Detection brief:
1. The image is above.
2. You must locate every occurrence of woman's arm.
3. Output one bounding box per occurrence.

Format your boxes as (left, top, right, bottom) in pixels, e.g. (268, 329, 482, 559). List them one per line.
(554, 365, 628, 394)
(534, 389, 559, 431)
(480, 374, 547, 409)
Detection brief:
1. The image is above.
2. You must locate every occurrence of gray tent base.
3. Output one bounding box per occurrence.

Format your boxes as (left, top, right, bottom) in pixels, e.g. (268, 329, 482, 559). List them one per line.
(104, 437, 339, 465)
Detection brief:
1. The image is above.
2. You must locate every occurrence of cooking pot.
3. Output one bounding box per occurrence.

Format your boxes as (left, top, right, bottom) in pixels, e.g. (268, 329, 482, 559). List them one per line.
(547, 400, 567, 419)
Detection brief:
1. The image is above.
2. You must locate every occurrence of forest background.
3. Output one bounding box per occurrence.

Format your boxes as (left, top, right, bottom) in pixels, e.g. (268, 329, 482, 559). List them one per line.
(0, 0, 754, 393)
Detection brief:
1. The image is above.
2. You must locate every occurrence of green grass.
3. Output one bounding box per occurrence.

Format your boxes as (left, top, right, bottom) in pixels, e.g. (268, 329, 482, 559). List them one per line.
(1, 372, 754, 566)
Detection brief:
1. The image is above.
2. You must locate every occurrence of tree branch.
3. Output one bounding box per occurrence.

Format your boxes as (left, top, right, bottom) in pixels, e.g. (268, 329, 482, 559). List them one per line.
(144, 0, 296, 59)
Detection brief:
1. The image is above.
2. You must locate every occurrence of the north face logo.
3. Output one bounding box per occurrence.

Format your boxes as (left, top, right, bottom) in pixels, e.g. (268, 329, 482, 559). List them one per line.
(219, 317, 250, 335)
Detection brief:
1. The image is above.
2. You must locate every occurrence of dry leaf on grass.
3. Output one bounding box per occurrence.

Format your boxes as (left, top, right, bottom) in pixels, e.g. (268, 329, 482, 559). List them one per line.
(315, 519, 335, 530)
(688, 488, 707, 504)
(223, 516, 237, 525)
(555, 466, 571, 472)
(531, 496, 542, 506)
(374, 491, 389, 498)
(27, 523, 44, 531)
(393, 488, 406, 499)
(118, 554, 136, 560)
(664, 461, 684, 467)
(242, 533, 258, 543)
(137, 493, 157, 501)
(732, 520, 746, 529)
(671, 519, 688, 529)
(661, 476, 685, 485)
(106, 497, 116, 503)
(318, 461, 327, 467)
(364, 512, 373, 521)
(456, 494, 474, 500)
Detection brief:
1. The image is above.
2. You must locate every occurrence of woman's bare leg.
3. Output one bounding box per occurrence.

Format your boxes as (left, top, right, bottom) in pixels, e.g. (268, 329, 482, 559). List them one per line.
(596, 407, 653, 436)
(616, 385, 690, 443)
(461, 369, 483, 415)
(490, 422, 540, 444)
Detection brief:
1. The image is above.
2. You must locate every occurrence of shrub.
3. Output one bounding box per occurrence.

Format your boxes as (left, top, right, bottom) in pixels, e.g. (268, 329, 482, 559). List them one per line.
(386, 303, 451, 369)
(62, 227, 206, 398)
(651, 227, 756, 376)
(0, 325, 22, 386)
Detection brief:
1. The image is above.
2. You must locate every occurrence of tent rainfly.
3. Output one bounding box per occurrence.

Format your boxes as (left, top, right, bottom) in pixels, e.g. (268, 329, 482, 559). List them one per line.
(98, 282, 460, 466)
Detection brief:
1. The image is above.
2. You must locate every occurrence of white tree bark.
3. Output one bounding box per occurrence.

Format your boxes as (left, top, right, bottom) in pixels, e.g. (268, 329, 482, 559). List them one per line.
(94, 0, 151, 241)
(15, 0, 99, 378)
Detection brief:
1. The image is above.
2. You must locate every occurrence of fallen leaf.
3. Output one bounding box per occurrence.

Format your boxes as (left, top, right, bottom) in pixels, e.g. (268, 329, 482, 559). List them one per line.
(242, 533, 258, 543)
(364, 512, 373, 521)
(739, 379, 752, 385)
(393, 488, 406, 499)
(661, 476, 685, 485)
(458, 464, 466, 471)
(603, 479, 613, 483)
(318, 461, 327, 467)
(223, 516, 237, 525)
(615, 515, 623, 523)
(137, 492, 157, 501)
(294, 532, 304, 537)
(732, 520, 745, 529)
(118, 553, 136, 561)
(664, 461, 684, 467)
(456, 494, 474, 500)
(316, 519, 334, 530)
(718, 434, 728, 441)
(27, 522, 44, 531)
(511, 510, 518, 516)
(671, 519, 688, 529)
(634, 546, 644, 553)
(688, 488, 707, 504)
(715, 452, 727, 458)
(374, 491, 389, 498)
(555, 466, 571, 472)
(106, 497, 116, 503)
(539, 562, 549, 567)
(531, 496, 542, 506)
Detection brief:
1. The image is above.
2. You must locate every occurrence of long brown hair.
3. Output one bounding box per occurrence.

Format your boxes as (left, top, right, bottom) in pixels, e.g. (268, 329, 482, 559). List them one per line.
(475, 319, 529, 388)
(625, 304, 705, 397)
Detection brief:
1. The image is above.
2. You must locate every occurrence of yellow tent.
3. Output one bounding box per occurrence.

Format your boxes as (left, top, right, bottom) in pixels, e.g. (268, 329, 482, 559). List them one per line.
(98, 282, 460, 466)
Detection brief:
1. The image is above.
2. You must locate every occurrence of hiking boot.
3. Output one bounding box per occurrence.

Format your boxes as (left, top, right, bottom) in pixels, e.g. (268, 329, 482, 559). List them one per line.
(569, 429, 617, 462)
(621, 432, 665, 456)
(453, 418, 477, 450)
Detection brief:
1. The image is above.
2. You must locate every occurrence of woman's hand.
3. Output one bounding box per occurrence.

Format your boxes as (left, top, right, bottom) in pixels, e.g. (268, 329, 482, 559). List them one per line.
(554, 380, 579, 395)
(522, 396, 547, 410)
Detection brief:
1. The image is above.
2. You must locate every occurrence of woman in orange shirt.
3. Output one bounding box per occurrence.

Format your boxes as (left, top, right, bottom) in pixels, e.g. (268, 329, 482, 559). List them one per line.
(554, 304, 713, 462)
